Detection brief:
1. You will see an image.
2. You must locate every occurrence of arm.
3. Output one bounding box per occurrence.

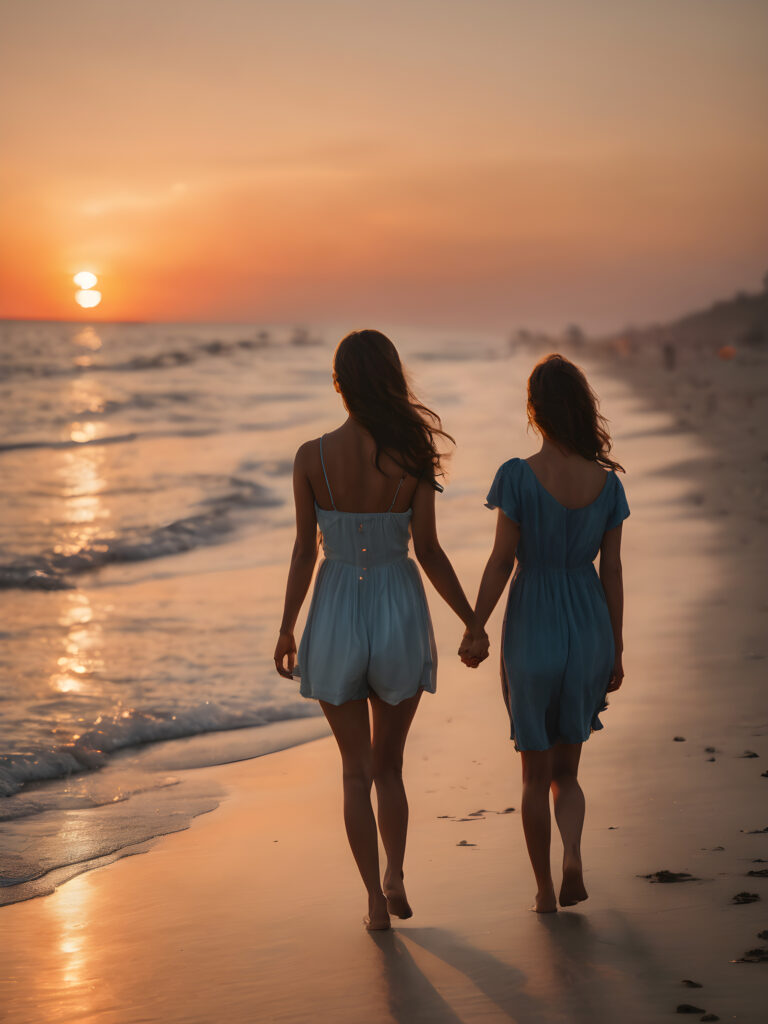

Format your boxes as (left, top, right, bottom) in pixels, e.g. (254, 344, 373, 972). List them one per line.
(457, 510, 518, 668)
(274, 444, 320, 678)
(410, 479, 483, 643)
(471, 509, 520, 633)
(599, 524, 624, 691)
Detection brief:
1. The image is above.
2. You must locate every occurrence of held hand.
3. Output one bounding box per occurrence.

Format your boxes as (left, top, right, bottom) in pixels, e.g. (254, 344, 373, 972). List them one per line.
(458, 627, 490, 669)
(274, 630, 297, 679)
(606, 654, 624, 692)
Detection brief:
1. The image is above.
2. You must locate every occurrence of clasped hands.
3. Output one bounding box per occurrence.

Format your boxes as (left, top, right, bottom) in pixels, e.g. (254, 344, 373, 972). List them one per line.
(458, 624, 490, 669)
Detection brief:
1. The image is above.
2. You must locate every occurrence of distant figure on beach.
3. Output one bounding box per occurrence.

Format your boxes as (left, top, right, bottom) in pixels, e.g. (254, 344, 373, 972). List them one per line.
(275, 329, 487, 930)
(460, 354, 629, 913)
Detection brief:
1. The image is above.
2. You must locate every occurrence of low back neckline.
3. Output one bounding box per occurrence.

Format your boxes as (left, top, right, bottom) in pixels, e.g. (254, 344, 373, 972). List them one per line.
(522, 458, 610, 511)
(318, 434, 407, 515)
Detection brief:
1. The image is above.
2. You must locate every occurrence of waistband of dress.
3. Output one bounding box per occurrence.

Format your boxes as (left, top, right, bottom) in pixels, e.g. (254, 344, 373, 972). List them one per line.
(321, 552, 410, 568)
(516, 564, 595, 575)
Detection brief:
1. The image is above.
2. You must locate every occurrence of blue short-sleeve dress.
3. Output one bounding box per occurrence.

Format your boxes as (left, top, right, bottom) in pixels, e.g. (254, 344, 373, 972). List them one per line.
(486, 458, 629, 751)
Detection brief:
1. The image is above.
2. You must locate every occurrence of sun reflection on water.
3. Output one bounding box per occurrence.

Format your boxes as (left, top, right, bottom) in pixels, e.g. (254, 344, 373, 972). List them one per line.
(51, 873, 93, 993)
(53, 402, 110, 555)
(69, 378, 108, 416)
(72, 325, 102, 367)
(73, 326, 102, 351)
(51, 592, 104, 696)
(69, 421, 98, 444)
(46, 373, 113, 697)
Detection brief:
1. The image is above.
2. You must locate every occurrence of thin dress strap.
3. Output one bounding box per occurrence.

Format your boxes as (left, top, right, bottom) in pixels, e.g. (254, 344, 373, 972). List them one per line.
(318, 435, 336, 510)
(387, 475, 406, 513)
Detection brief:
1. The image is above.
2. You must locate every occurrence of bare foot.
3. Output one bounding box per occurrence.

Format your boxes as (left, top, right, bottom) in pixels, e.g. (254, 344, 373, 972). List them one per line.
(383, 869, 413, 920)
(385, 892, 413, 919)
(559, 863, 588, 907)
(364, 893, 391, 931)
(532, 885, 557, 913)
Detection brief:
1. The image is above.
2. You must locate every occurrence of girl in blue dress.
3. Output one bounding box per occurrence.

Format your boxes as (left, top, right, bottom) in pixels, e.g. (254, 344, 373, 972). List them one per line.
(461, 354, 629, 913)
(275, 329, 487, 930)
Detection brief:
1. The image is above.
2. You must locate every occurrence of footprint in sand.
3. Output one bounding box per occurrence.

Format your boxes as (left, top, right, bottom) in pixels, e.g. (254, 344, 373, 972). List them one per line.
(456, 840, 476, 847)
(731, 891, 760, 904)
(747, 868, 768, 877)
(675, 1008, 719, 1020)
(730, 947, 768, 963)
(680, 979, 703, 988)
(640, 870, 700, 883)
(439, 807, 515, 821)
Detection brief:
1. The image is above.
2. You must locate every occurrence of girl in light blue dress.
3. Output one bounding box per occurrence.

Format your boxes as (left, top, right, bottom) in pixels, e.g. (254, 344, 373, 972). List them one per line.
(275, 329, 487, 930)
(461, 354, 629, 914)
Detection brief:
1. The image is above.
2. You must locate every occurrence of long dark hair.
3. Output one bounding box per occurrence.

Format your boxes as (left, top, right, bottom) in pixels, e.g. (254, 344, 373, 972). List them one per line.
(333, 329, 453, 487)
(527, 353, 624, 472)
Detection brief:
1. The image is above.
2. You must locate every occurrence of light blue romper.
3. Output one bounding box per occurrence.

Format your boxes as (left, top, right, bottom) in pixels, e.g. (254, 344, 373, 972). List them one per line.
(486, 458, 630, 752)
(295, 437, 438, 706)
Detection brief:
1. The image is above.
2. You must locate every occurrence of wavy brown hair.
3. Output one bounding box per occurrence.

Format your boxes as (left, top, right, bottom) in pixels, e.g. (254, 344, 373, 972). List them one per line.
(527, 353, 624, 472)
(333, 329, 453, 488)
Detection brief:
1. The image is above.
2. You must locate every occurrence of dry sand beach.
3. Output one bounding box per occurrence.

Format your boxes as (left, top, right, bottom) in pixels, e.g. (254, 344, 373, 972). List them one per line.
(1, 306, 767, 1024)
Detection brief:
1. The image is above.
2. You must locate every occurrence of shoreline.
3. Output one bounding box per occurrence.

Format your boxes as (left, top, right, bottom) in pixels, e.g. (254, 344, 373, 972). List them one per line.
(1, 343, 766, 1022)
(0, 716, 328, 907)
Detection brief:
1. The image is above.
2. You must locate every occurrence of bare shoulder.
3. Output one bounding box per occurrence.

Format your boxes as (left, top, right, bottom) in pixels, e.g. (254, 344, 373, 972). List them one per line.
(575, 456, 610, 485)
(294, 438, 320, 472)
(413, 476, 437, 499)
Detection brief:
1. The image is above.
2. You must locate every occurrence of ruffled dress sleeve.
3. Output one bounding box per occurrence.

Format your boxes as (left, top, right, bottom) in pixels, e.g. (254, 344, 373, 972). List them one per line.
(485, 459, 522, 525)
(606, 474, 630, 530)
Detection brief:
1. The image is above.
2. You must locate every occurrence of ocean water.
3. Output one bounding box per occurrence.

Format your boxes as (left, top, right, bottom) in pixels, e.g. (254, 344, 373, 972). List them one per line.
(0, 318, 508, 903)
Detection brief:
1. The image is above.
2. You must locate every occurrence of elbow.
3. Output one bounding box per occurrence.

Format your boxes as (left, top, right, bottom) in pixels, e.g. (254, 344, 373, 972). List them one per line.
(414, 540, 442, 567)
(600, 561, 622, 582)
(294, 550, 317, 567)
(293, 537, 319, 563)
(489, 552, 516, 577)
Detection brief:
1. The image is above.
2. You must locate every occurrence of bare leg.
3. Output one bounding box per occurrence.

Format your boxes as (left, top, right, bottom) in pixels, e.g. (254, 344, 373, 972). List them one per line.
(320, 699, 389, 930)
(551, 741, 588, 907)
(520, 749, 557, 913)
(370, 689, 422, 918)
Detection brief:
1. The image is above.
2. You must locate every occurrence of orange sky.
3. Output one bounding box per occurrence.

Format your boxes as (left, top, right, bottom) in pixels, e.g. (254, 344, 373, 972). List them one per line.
(1, 0, 766, 331)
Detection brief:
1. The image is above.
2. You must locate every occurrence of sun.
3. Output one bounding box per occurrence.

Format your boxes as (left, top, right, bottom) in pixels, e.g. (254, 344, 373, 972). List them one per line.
(72, 270, 102, 308)
(73, 271, 98, 289)
(75, 289, 102, 308)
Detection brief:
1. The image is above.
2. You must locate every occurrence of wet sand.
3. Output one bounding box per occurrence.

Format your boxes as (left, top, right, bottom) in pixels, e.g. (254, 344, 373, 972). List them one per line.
(1, 347, 766, 1023)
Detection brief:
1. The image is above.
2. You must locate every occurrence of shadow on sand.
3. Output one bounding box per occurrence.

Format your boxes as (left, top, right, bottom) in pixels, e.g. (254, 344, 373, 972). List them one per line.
(371, 926, 548, 1023)
(371, 911, 670, 1023)
(535, 908, 671, 1022)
